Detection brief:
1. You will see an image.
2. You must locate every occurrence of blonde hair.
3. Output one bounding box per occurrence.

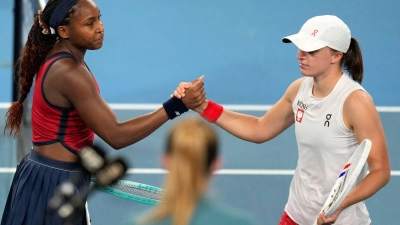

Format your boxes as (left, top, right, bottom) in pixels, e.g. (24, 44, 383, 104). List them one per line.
(140, 117, 218, 225)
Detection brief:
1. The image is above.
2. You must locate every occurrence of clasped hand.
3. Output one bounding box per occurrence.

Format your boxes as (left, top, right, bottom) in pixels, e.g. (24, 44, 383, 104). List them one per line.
(172, 75, 207, 112)
(316, 208, 341, 225)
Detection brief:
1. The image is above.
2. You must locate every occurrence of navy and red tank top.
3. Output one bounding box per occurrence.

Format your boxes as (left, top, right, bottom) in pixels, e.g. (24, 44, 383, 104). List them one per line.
(31, 52, 98, 154)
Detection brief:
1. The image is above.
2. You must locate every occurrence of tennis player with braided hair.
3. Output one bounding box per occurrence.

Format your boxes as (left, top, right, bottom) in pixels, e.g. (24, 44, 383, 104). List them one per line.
(1, 0, 205, 224)
(131, 118, 257, 225)
(175, 15, 390, 225)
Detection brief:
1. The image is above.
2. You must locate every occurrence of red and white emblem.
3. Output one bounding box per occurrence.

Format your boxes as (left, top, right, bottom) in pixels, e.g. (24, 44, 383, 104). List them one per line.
(296, 108, 304, 123)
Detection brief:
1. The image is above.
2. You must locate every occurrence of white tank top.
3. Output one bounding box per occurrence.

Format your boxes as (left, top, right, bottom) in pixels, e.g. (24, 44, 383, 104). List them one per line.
(285, 74, 371, 225)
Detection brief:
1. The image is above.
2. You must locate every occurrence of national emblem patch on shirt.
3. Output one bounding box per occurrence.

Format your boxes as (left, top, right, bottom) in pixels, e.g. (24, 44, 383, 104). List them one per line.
(296, 108, 304, 123)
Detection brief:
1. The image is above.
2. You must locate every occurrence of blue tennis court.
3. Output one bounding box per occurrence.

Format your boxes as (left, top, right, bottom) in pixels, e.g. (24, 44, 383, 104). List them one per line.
(1, 0, 400, 224)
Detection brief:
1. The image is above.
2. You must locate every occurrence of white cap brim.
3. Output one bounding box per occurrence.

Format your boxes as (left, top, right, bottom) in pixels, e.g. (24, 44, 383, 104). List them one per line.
(282, 33, 326, 52)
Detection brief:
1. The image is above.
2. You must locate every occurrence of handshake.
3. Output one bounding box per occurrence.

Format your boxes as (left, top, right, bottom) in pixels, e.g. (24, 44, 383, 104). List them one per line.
(164, 75, 223, 123)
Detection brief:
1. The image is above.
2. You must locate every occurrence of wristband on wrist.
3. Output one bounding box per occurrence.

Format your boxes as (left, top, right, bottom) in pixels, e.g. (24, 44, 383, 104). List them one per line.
(163, 97, 188, 120)
(200, 100, 223, 123)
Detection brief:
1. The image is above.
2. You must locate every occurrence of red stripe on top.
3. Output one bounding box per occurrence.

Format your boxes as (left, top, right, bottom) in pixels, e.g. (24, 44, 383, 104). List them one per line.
(31, 52, 98, 153)
(343, 163, 351, 170)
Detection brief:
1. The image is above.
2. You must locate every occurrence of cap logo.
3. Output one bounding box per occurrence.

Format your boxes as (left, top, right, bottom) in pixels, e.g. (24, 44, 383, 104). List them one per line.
(311, 29, 318, 37)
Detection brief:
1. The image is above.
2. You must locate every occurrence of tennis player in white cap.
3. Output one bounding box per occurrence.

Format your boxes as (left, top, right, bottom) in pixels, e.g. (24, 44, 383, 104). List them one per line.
(174, 15, 390, 225)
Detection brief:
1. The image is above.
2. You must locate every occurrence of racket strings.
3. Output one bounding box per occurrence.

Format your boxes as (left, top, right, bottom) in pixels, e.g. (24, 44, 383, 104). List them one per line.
(109, 183, 163, 201)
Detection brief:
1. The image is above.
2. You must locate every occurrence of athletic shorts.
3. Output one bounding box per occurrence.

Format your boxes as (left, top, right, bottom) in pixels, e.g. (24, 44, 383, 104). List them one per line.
(278, 211, 298, 225)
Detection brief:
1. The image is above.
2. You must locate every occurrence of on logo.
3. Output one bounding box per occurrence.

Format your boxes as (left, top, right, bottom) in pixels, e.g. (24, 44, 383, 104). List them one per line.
(324, 114, 332, 127)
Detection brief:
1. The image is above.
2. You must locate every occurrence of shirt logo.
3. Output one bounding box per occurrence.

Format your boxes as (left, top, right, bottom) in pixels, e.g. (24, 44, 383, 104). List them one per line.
(324, 114, 332, 127)
(297, 100, 308, 110)
(296, 108, 304, 123)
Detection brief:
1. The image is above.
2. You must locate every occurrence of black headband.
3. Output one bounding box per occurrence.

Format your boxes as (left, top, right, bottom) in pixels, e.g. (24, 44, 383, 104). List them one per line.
(49, 0, 79, 31)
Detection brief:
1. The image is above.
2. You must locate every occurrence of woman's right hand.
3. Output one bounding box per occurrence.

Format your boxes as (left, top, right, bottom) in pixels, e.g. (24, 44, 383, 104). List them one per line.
(171, 75, 204, 99)
(175, 75, 206, 110)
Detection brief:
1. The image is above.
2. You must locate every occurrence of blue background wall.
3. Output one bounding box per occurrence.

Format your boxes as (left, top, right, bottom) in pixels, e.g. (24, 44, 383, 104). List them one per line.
(1, 0, 400, 105)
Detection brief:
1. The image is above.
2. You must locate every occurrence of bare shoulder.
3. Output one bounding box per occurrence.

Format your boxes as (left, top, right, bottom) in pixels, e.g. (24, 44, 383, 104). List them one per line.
(290, 77, 307, 89)
(49, 57, 96, 89)
(344, 89, 375, 110)
(46, 57, 99, 104)
(284, 77, 307, 102)
(49, 57, 91, 79)
(343, 89, 378, 130)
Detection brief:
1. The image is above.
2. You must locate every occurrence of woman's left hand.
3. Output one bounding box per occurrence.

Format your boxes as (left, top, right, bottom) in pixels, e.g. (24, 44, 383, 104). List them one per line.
(316, 208, 341, 225)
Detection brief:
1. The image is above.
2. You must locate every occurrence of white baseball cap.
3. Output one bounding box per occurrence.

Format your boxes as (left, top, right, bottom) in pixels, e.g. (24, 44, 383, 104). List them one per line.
(282, 15, 351, 53)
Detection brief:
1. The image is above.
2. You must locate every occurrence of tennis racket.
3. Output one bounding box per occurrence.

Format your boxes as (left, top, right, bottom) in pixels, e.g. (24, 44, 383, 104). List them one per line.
(313, 139, 372, 224)
(91, 179, 163, 205)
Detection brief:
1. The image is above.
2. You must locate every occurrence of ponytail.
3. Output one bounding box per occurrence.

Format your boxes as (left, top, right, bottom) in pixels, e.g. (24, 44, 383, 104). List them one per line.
(342, 38, 364, 84)
(140, 118, 218, 225)
(5, 0, 62, 136)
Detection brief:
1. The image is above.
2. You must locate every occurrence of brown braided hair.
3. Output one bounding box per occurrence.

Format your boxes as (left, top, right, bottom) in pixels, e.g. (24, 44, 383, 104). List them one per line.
(4, 0, 73, 136)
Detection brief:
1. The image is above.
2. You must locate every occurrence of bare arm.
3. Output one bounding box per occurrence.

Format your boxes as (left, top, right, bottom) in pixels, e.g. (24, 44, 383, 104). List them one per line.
(198, 78, 304, 143)
(341, 90, 390, 207)
(318, 90, 390, 224)
(54, 60, 205, 149)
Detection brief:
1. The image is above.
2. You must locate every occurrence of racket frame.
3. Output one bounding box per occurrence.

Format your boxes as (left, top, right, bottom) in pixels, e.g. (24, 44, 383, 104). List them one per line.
(314, 139, 372, 224)
(91, 179, 163, 206)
